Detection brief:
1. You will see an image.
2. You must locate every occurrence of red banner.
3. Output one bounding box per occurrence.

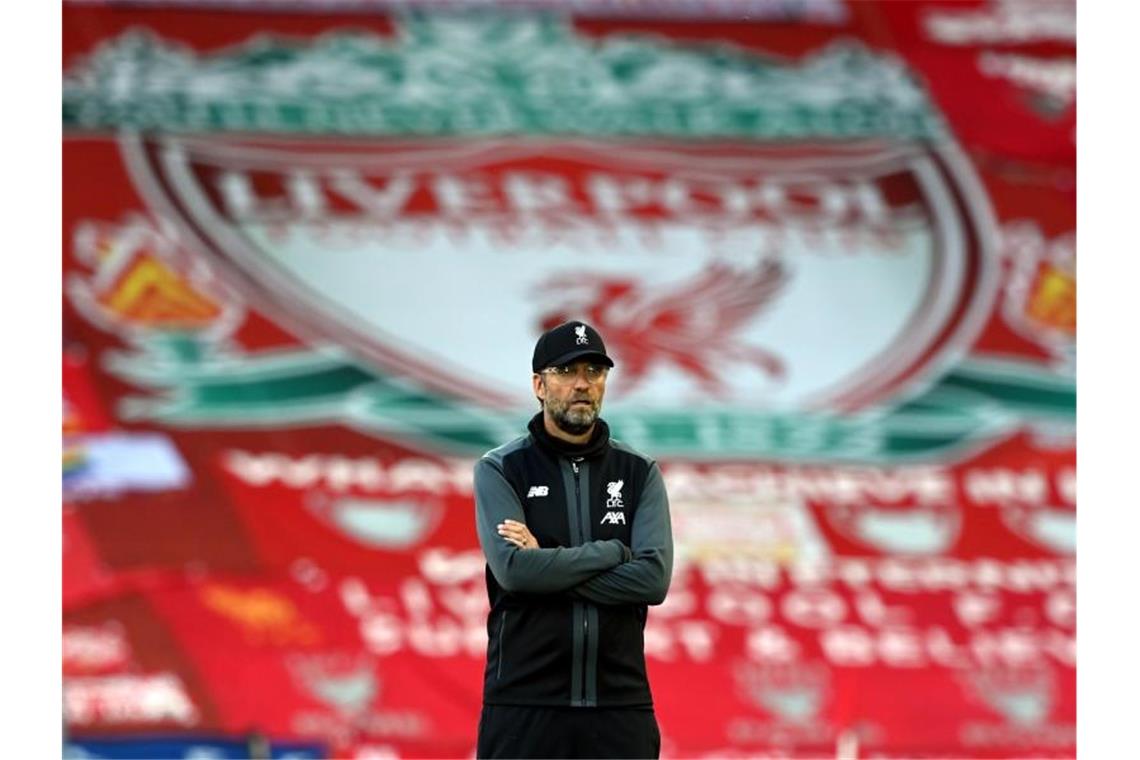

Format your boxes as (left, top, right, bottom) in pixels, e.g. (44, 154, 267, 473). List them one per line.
(63, 2, 1075, 757)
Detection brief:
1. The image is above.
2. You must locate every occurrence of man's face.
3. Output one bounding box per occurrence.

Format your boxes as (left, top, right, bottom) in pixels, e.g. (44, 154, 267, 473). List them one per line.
(533, 360, 609, 437)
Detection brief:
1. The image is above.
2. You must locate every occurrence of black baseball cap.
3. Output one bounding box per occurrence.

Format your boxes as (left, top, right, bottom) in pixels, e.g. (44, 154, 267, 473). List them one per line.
(532, 321, 615, 373)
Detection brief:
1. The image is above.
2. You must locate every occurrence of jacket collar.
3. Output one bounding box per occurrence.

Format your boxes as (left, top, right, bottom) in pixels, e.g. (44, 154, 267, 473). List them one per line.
(527, 412, 610, 460)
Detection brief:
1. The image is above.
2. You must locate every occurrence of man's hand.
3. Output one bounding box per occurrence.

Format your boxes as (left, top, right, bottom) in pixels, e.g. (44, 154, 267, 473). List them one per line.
(498, 519, 539, 550)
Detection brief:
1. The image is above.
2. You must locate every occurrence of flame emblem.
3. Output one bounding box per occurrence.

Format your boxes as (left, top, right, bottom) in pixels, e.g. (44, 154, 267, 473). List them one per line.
(68, 214, 241, 338)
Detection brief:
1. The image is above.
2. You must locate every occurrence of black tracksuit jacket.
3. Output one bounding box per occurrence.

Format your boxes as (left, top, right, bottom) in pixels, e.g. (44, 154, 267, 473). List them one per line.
(473, 414, 674, 708)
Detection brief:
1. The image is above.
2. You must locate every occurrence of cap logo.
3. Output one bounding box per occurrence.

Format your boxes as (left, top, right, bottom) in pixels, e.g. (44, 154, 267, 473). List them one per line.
(575, 325, 589, 345)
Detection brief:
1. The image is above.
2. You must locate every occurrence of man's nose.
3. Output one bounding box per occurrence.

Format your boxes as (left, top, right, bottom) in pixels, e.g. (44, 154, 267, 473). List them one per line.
(572, 371, 592, 389)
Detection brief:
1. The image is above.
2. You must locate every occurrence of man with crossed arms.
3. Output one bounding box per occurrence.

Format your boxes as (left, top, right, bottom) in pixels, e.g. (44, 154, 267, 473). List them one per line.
(473, 321, 674, 759)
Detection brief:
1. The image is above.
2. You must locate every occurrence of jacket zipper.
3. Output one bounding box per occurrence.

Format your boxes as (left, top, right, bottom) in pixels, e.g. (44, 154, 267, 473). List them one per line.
(496, 610, 506, 680)
(572, 458, 589, 705)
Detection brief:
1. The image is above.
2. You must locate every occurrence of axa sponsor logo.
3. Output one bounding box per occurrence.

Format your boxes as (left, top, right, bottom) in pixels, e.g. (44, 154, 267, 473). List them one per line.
(600, 480, 628, 525)
(199, 584, 321, 646)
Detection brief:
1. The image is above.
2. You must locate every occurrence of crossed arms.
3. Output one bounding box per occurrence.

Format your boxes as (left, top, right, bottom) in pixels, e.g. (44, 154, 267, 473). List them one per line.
(473, 458, 673, 605)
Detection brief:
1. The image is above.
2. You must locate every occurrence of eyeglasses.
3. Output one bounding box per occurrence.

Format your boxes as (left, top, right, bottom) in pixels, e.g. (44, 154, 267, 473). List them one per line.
(541, 363, 610, 383)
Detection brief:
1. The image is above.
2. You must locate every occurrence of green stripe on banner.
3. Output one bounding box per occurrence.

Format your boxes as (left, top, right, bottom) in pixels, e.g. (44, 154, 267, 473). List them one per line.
(106, 338, 1073, 461)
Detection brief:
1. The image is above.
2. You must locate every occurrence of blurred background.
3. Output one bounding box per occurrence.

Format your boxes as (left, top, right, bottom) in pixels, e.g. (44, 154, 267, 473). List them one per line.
(62, 1, 1075, 757)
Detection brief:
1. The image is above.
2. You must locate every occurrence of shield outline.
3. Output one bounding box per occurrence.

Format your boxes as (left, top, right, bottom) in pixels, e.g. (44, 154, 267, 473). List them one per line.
(121, 134, 998, 414)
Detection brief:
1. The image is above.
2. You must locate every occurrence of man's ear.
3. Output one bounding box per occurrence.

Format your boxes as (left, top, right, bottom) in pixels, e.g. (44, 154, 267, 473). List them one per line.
(532, 373, 545, 402)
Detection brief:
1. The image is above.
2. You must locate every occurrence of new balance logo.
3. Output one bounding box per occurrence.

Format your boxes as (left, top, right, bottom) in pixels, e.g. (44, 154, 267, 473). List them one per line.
(600, 511, 626, 525)
(527, 486, 549, 498)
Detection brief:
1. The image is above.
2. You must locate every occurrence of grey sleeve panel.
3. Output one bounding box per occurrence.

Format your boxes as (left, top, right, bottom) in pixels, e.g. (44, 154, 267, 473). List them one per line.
(473, 457, 627, 594)
(569, 461, 674, 606)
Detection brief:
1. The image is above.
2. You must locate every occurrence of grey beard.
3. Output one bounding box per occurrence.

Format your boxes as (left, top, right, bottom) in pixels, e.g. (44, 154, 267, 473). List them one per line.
(549, 401, 598, 436)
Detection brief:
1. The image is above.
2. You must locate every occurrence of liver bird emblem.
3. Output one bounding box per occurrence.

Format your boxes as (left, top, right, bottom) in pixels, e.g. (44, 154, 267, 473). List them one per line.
(537, 260, 789, 396)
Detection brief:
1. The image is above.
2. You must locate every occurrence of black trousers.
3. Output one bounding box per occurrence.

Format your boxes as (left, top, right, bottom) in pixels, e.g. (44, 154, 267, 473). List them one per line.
(477, 704, 661, 759)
